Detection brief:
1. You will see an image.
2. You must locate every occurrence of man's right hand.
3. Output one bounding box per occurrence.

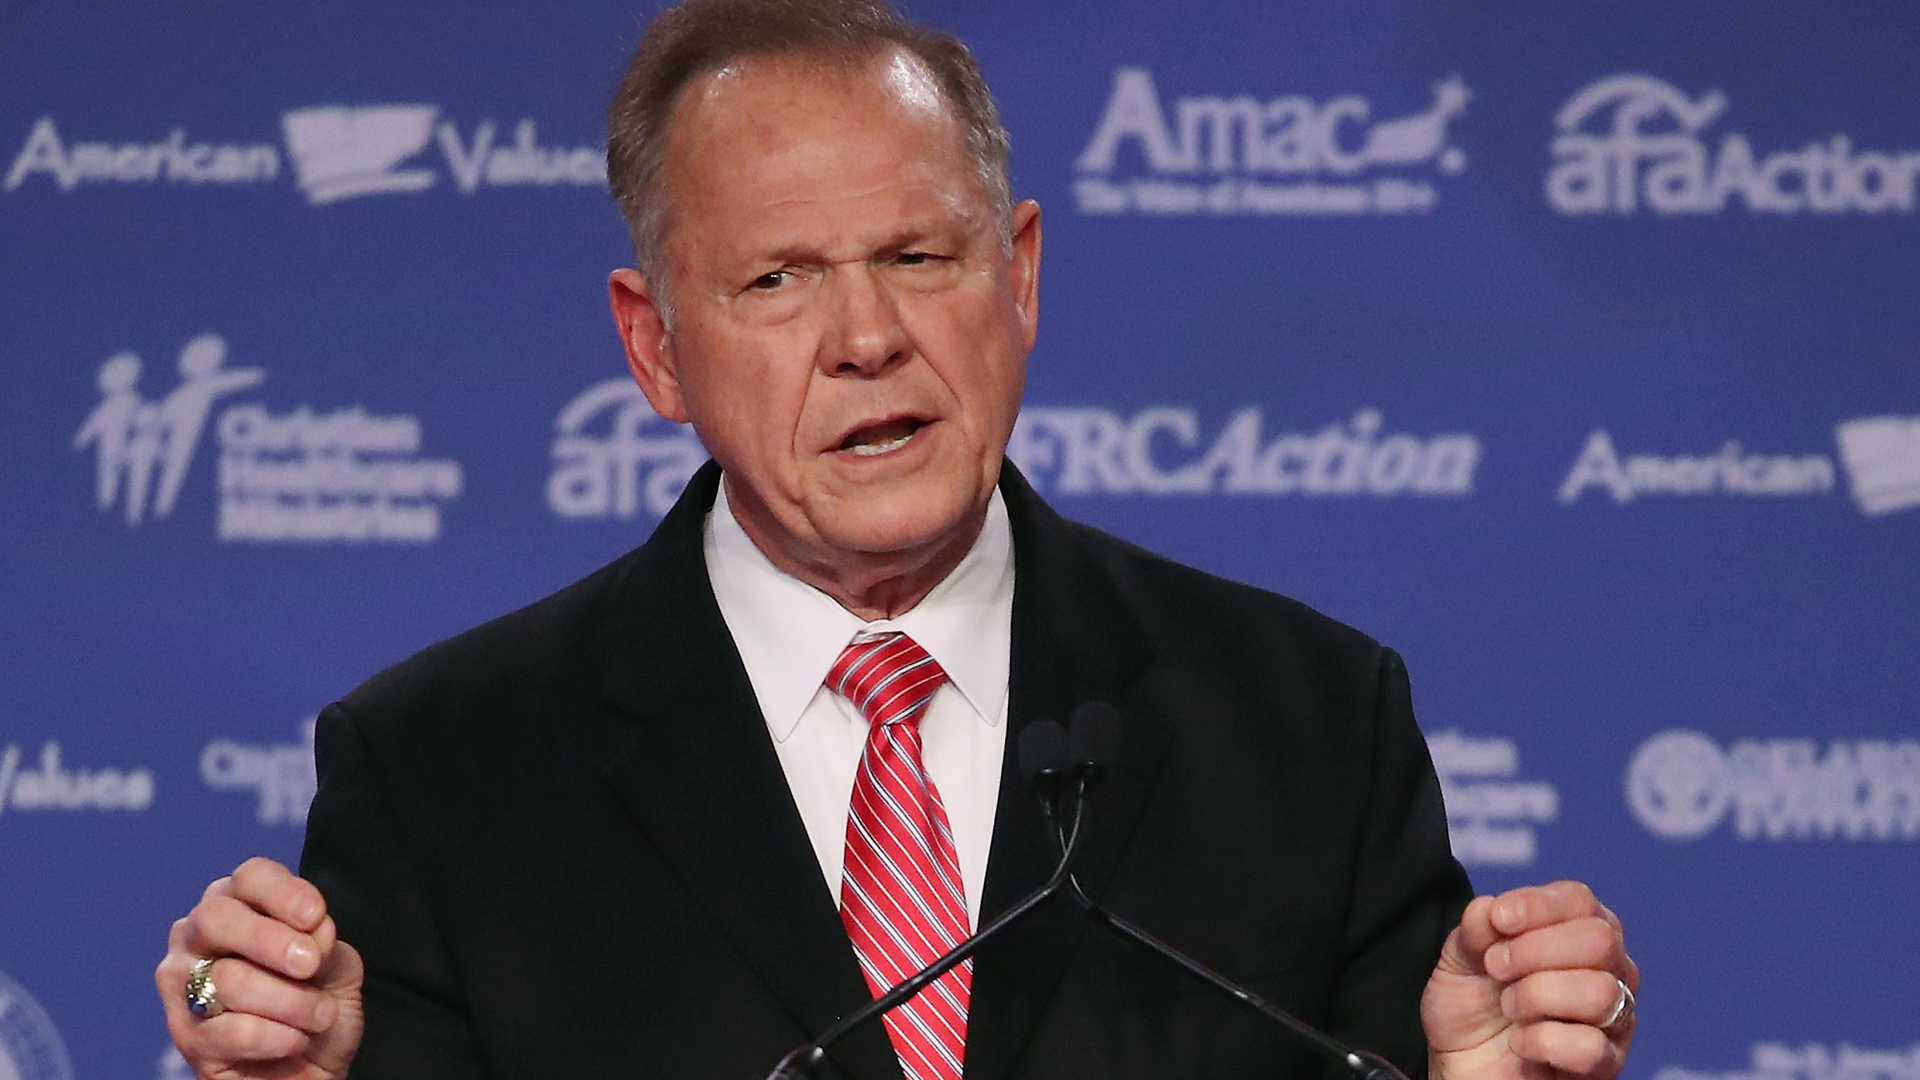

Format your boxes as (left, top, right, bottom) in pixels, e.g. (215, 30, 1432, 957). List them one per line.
(157, 857, 365, 1080)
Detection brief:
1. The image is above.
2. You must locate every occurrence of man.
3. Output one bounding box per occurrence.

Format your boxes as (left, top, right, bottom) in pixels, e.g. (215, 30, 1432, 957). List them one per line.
(156, 1, 1639, 1077)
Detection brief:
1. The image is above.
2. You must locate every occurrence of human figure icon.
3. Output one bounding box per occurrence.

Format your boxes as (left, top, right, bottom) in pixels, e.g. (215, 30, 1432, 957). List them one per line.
(152, 334, 264, 519)
(75, 335, 265, 525)
(74, 351, 149, 521)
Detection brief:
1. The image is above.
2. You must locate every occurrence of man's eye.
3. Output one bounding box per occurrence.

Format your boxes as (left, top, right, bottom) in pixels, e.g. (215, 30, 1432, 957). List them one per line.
(896, 251, 937, 267)
(749, 271, 789, 290)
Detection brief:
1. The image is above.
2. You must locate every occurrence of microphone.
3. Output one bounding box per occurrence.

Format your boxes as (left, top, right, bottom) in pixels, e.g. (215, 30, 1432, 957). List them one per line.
(1032, 702, 1122, 851)
(763, 713, 1101, 1080)
(1067, 701, 1122, 786)
(1018, 714, 1072, 816)
(1050, 706, 1411, 1080)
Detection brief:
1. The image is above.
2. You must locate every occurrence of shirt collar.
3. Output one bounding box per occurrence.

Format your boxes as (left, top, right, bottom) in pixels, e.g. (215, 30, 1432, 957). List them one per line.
(703, 476, 1014, 742)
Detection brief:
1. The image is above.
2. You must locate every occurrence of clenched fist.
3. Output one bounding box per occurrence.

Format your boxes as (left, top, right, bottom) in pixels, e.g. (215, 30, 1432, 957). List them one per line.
(157, 857, 365, 1080)
(1423, 880, 1639, 1080)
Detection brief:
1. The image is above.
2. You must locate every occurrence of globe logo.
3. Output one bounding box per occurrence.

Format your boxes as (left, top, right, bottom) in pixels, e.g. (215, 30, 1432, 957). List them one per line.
(0, 972, 72, 1080)
(1625, 730, 1731, 840)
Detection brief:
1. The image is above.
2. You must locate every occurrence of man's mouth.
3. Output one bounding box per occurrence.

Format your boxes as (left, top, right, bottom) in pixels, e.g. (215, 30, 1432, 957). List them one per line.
(839, 417, 928, 457)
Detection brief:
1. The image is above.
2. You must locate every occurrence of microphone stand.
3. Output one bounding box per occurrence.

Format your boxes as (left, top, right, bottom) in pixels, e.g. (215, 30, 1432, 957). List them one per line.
(1041, 806, 1411, 1080)
(763, 778, 1091, 1080)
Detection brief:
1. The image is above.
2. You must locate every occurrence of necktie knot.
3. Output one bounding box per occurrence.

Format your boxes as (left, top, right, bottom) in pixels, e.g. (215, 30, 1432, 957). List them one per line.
(828, 632, 948, 730)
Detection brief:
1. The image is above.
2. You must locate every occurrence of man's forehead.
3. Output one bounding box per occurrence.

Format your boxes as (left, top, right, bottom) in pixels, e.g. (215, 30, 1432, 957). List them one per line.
(728, 183, 977, 259)
(876, 49, 946, 119)
(662, 47, 983, 251)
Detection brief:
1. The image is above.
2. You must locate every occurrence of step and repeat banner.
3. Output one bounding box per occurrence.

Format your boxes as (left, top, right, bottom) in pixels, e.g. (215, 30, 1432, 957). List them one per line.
(2, 1, 1915, 1077)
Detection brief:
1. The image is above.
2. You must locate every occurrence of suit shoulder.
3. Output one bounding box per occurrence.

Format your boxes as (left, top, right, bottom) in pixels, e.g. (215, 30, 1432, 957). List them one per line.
(331, 547, 638, 730)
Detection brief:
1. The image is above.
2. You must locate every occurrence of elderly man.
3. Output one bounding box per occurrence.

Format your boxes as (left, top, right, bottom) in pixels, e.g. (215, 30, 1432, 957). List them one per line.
(156, 1, 1638, 1078)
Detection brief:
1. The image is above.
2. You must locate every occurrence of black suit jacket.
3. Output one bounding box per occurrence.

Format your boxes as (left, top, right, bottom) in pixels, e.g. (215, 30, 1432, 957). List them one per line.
(301, 461, 1472, 1080)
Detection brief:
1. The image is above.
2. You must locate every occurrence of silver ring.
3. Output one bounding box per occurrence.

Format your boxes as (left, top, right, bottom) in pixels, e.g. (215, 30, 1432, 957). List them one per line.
(185, 957, 225, 1019)
(1599, 977, 1635, 1036)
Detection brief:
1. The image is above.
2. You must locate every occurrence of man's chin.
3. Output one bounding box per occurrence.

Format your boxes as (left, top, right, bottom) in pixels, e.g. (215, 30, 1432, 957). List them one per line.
(810, 485, 987, 561)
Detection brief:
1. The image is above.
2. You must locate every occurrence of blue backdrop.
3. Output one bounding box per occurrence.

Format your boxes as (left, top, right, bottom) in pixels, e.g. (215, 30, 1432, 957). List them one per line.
(3, 2, 1916, 1078)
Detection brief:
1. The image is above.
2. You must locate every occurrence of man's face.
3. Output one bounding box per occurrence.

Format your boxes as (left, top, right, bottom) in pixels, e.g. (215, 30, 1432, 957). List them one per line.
(616, 48, 1040, 578)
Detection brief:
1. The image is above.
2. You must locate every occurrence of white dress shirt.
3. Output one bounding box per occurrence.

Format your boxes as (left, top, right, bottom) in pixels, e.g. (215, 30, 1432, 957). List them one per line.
(703, 479, 1013, 928)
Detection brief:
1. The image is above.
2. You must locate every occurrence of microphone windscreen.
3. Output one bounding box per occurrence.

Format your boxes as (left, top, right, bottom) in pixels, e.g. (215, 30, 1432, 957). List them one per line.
(1017, 720, 1069, 789)
(1068, 702, 1123, 771)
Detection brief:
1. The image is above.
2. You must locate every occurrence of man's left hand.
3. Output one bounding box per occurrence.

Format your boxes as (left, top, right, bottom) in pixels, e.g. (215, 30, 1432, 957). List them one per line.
(1423, 880, 1638, 1080)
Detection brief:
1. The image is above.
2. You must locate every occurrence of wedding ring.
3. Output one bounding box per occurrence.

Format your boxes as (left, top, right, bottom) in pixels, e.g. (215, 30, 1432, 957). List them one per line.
(1599, 977, 1635, 1036)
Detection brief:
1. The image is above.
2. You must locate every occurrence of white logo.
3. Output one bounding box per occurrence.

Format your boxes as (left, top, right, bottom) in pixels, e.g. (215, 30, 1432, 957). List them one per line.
(1654, 1044, 1920, 1080)
(281, 105, 604, 205)
(74, 334, 264, 525)
(547, 379, 707, 520)
(1428, 731, 1558, 867)
(1075, 68, 1469, 216)
(280, 105, 439, 203)
(1548, 74, 1920, 216)
(0, 743, 155, 818)
(1835, 415, 1920, 516)
(1627, 730, 1920, 841)
(3, 117, 279, 192)
(1557, 430, 1834, 505)
(0, 972, 73, 1080)
(1624, 731, 1730, 840)
(1008, 407, 1480, 497)
(76, 334, 463, 542)
(6, 109, 602, 203)
(201, 720, 316, 826)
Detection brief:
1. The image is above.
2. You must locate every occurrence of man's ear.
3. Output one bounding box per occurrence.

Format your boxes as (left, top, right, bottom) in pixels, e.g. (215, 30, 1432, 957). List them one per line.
(1006, 199, 1042, 352)
(609, 267, 690, 423)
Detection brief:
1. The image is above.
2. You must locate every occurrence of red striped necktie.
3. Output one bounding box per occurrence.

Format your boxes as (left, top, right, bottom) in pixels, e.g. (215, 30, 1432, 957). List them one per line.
(829, 632, 970, 1080)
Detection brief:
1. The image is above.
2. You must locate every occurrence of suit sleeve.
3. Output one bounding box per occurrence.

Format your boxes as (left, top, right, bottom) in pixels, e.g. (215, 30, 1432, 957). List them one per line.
(1324, 647, 1475, 1078)
(301, 701, 487, 1078)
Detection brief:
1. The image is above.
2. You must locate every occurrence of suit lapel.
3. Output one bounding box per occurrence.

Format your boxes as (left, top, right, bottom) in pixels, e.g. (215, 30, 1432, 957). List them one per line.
(588, 461, 1171, 1080)
(595, 462, 903, 1080)
(963, 465, 1175, 1080)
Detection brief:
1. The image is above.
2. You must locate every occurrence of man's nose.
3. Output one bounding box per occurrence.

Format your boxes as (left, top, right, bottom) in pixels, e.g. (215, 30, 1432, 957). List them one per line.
(819, 263, 910, 377)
